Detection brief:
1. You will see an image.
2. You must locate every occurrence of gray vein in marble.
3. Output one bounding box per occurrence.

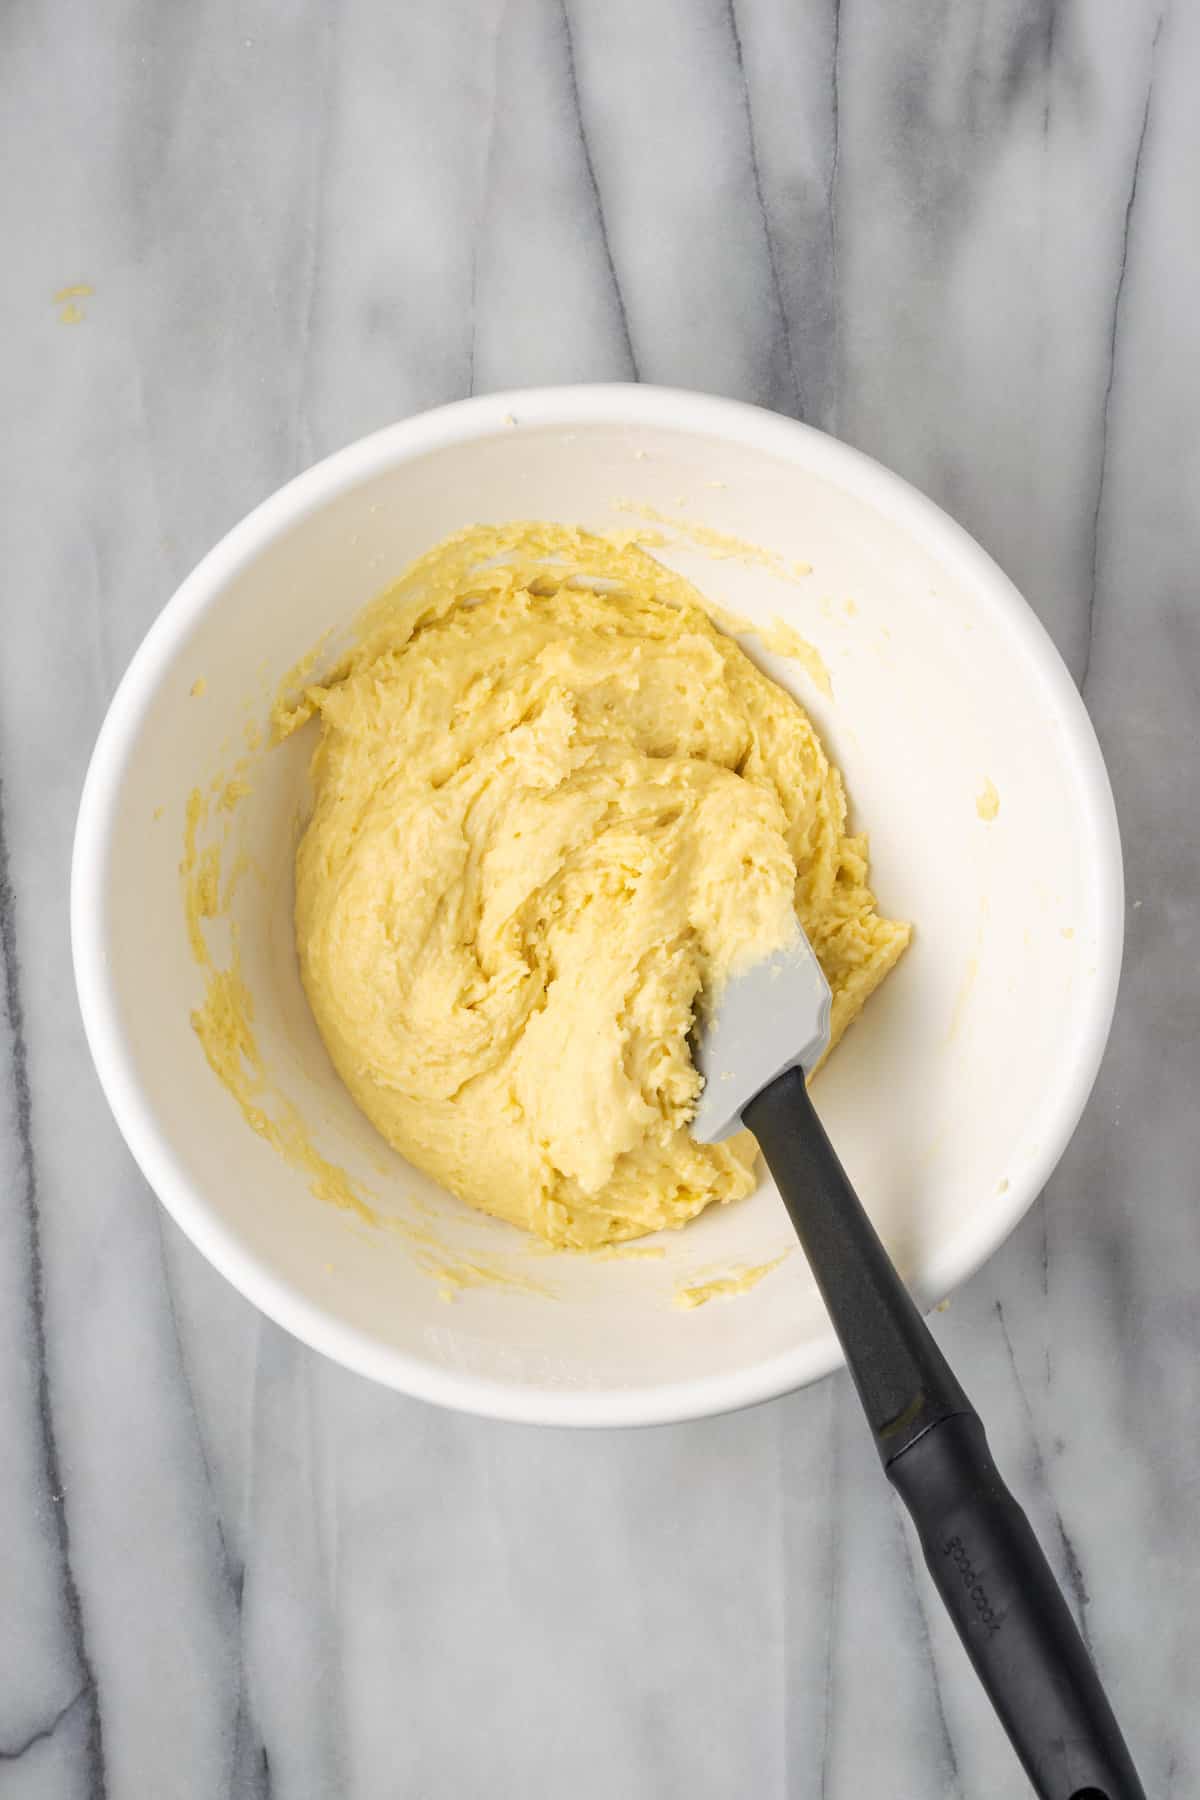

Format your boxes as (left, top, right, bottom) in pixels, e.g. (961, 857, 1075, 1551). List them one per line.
(1083, 9, 1162, 696)
(995, 1298, 1092, 1654)
(896, 1526, 963, 1798)
(1041, 2, 1055, 138)
(729, 0, 801, 415)
(291, 4, 340, 473)
(0, 1688, 87, 1768)
(560, 0, 639, 380)
(828, 0, 842, 429)
(0, 781, 104, 1793)
(154, 1212, 260, 1796)
(466, 8, 501, 399)
(815, 1427, 838, 1800)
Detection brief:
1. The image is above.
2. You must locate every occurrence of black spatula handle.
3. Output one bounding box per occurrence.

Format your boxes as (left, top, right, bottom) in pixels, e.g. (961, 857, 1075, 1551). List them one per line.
(743, 1067, 1145, 1800)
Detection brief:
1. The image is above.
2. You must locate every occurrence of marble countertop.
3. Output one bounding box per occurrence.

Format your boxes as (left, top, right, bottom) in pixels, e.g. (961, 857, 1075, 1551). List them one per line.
(2, 1, 1196, 1793)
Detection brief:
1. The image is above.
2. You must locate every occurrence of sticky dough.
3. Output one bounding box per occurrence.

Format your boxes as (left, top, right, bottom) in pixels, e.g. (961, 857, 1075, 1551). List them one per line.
(289, 524, 909, 1249)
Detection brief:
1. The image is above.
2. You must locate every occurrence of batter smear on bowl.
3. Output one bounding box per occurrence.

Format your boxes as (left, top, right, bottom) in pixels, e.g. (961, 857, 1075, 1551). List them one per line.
(284, 523, 909, 1249)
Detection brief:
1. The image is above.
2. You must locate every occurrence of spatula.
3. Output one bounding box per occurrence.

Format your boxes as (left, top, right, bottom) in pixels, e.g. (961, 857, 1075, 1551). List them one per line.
(690, 921, 1145, 1800)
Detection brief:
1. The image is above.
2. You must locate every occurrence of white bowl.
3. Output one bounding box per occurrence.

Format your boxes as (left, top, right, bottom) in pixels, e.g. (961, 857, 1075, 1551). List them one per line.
(72, 387, 1123, 1427)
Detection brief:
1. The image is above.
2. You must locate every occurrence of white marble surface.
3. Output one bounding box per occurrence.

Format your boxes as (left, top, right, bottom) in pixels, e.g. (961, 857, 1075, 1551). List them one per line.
(0, 1, 1195, 1793)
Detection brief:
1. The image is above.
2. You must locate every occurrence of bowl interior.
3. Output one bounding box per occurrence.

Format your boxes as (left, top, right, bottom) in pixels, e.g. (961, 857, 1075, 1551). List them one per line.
(76, 398, 1120, 1424)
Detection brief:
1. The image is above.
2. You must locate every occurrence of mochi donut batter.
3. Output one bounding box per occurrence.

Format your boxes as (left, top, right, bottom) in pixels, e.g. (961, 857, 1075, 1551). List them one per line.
(288, 523, 909, 1250)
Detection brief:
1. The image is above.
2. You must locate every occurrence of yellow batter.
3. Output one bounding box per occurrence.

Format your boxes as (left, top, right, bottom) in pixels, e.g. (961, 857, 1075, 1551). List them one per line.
(286, 523, 909, 1249)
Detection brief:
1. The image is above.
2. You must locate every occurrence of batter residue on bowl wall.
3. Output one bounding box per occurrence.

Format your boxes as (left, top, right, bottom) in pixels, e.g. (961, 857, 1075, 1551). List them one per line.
(181, 785, 377, 1224)
(976, 777, 1000, 821)
(282, 521, 910, 1251)
(673, 1252, 791, 1310)
(181, 763, 555, 1300)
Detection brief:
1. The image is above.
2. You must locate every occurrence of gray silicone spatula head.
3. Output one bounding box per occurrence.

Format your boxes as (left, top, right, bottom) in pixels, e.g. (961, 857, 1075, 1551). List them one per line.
(689, 921, 832, 1144)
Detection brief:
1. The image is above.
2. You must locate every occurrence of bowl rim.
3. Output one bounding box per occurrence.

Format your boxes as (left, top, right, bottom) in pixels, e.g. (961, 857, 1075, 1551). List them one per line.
(71, 383, 1125, 1428)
